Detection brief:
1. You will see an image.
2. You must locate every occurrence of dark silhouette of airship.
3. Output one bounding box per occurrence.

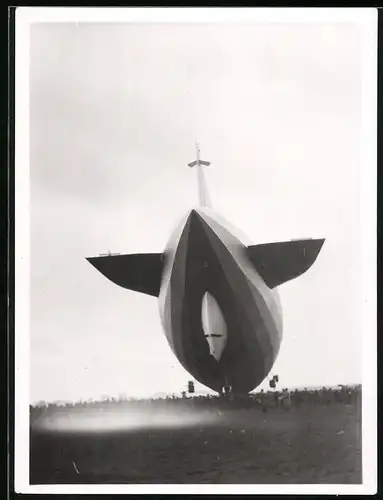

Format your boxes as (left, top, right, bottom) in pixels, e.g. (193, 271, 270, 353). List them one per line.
(87, 145, 324, 395)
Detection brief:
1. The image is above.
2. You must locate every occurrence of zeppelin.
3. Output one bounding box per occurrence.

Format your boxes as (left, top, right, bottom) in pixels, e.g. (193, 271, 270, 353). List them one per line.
(87, 145, 324, 395)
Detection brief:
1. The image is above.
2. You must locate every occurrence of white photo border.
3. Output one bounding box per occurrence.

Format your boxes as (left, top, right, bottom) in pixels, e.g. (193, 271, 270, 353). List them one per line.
(14, 7, 378, 495)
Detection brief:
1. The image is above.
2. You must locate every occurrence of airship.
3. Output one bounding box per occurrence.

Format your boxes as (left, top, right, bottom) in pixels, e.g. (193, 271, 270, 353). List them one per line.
(87, 145, 324, 395)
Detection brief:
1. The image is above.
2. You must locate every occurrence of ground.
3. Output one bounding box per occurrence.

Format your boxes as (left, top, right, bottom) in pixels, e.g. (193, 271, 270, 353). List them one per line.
(30, 398, 361, 484)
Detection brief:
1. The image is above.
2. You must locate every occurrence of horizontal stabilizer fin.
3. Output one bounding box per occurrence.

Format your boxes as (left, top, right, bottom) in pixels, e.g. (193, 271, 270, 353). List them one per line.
(188, 160, 210, 168)
(86, 253, 164, 297)
(247, 239, 325, 289)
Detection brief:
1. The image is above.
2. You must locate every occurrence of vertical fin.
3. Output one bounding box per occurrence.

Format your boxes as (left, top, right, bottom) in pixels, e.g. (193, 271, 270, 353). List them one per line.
(197, 161, 212, 208)
(188, 142, 212, 208)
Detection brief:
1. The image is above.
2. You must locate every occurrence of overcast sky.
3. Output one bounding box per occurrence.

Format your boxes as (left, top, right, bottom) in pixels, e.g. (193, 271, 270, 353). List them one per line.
(29, 20, 366, 403)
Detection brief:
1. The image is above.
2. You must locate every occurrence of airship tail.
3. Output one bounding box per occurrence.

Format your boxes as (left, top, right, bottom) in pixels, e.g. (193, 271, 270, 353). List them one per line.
(188, 142, 212, 209)
(86, 253, 164, 297)
(247, 238, 325, 289)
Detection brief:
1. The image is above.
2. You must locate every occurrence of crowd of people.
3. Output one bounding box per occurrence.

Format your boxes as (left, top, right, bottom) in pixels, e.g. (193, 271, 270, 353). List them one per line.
(30, 384, 361, 423)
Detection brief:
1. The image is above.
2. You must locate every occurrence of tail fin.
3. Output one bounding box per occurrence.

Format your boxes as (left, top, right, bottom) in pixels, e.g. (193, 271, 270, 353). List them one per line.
(188, 142, 212, 208)
(196, 164, 212, 208)
(86, 253, 164, 297)
(247, 239, 325, 289)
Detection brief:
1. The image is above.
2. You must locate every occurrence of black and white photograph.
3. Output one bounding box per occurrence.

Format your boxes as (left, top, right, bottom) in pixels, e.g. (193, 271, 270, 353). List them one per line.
(14, 7, 377, 495)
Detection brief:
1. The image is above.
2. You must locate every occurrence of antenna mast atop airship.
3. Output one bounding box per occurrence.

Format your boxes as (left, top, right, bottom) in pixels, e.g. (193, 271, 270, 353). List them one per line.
(188, 142, 212, 208)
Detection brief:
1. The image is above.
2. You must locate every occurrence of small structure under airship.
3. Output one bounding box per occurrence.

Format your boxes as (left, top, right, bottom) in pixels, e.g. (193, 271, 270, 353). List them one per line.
(87, 145, 324, 395)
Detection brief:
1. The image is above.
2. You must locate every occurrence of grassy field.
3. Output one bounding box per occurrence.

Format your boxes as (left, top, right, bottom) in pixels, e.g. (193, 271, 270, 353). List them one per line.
(30, 397, 361, 484)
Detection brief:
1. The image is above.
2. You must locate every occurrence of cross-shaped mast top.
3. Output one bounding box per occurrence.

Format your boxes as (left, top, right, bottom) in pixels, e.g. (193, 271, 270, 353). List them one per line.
(187, 143, 212, 208)
(188, 142, 210, 169)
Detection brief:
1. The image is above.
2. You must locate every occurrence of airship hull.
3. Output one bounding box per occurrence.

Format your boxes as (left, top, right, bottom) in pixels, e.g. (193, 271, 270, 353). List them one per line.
(158, 208, 283, 394)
